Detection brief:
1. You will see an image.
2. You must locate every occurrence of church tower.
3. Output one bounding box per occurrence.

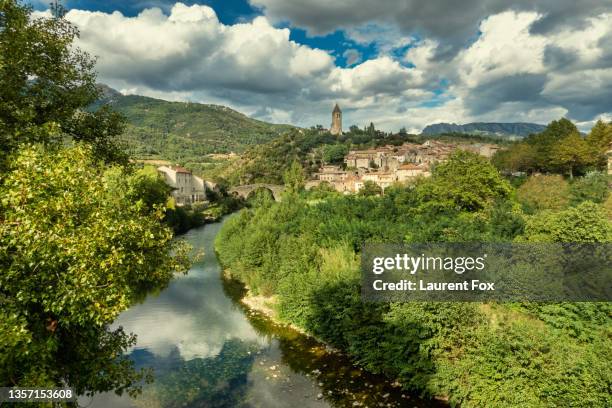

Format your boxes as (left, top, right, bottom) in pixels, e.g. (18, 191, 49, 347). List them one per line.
(330, 103, 342, 135)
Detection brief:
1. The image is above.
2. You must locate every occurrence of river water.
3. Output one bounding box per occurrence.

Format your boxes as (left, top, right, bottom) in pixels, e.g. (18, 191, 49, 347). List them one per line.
(85, 219, 443, 408)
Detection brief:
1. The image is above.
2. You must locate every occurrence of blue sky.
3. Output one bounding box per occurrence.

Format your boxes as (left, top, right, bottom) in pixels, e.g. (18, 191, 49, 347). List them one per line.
(29, 1, 612, 132)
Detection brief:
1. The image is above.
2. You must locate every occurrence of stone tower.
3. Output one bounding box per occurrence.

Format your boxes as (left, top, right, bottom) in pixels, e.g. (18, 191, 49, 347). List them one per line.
(330, 103, 342, 135)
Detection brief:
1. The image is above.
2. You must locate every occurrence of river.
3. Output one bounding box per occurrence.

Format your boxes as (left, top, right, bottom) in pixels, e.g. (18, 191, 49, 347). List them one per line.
(84, 218, 444, 408)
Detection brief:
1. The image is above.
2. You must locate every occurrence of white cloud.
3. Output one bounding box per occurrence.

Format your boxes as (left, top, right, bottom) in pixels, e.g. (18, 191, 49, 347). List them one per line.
(412, 10, 612, 122)
(328, 56, 420, 96)
(64, 4, 334, 94)
(53, 3, 436, 129)
(110, 272, 264, 361)
(404, 39, 437, 68)
(547, 13, 611, 67)
(32, 2, 612, 132)
(453, 11, 547, 88)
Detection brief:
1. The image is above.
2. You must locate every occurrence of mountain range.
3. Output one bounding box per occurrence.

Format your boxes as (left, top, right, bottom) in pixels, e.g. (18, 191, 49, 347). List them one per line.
(421, 122, 546, 138)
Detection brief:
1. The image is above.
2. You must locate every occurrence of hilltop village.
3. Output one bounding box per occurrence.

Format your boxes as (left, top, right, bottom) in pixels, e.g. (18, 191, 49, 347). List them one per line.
(307, 105, 501, 193)
(154, 104, 612, 199)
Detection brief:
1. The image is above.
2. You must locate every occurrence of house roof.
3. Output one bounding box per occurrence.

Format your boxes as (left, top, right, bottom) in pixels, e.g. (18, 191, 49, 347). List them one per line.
(173, 166, 191, 174)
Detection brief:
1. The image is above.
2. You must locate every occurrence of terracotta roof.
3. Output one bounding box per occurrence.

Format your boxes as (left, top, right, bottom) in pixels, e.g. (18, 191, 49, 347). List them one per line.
(173, 166, 191, 174)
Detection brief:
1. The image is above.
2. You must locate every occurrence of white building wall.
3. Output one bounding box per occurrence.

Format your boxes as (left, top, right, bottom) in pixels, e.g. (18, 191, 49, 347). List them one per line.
(158, 166, 208, 206)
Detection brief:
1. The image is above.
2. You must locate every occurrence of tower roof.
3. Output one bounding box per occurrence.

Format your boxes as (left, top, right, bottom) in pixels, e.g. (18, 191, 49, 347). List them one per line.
(333, 103, 341, 113)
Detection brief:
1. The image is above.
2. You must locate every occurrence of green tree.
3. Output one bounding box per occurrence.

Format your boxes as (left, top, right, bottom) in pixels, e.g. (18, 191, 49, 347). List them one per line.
(105, 165, 173, 211)
(308, 181, 339, 199)
(586, 120, 612, 170)
(416, 150, 512, 212)
(359, 180, 383, 196)
(521, 201, 612, 242)
(0, 144, 190, 393)
(283, 160, 305, 194)
(525, 118, 579, 172)
(366, 122, 376, 135)
(0, 0, 190, 396)
(492, 143, 537, 173)
(517, 174, 570, 212)
(322, 144, 348, 164)
(0, 0, 126, 166)
(569, 171, 609, 205)
(586, 119, 612, 151)
(550, 131, 594, 179)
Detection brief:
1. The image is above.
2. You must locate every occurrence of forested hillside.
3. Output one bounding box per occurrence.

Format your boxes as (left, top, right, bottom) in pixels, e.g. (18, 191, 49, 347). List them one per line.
(91, 85, 293, 164)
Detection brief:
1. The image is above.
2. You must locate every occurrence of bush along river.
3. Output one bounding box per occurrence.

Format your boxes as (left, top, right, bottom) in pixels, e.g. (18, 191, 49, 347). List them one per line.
(84, 218, 446, 408)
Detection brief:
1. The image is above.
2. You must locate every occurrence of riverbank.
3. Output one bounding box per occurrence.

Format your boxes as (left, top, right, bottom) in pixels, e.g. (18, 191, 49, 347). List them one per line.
(219, 270, 446, 408)
(167, 195, 243, 235)
(214, 190, 612, 407)
(223, 270, 341, 348)
(219, 265, 455, 407)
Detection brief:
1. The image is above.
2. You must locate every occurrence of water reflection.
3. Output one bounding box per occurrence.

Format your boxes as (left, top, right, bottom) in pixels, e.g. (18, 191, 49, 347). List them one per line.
(85, 219, 444, 408)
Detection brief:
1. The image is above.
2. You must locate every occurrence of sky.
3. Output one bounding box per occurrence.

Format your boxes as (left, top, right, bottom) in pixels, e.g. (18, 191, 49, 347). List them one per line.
(29, 0, 612, 132)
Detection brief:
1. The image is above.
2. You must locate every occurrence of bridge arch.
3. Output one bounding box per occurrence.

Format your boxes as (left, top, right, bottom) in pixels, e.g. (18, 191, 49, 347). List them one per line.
(228, 184, 285, 201)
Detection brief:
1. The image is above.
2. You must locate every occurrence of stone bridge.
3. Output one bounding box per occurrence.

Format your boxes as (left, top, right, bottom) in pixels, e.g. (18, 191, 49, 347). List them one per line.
(229, 184, 285, 201)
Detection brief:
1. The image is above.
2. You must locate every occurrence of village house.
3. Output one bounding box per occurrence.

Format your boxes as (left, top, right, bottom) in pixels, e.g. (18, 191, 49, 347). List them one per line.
(310, 111, 501, 194)
(395, 163, 430, 182)
(361, 172, 396, 191)
(157, 165, 208, 206)
(310, 137, 501, 194)
(317, 165, 354, 182)
(310, 165, 360, 193)
(344, 150, 379, 169)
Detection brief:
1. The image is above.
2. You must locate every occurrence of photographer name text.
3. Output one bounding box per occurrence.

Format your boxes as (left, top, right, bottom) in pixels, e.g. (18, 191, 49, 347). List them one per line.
(372, 279, 495, 291)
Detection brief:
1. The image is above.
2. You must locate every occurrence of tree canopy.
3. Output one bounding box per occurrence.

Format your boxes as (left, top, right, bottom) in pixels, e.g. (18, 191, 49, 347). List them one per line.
(493, 118, 610, 177)
(0, 0, 190, 396)
(416, 150, 512, 212)
(0, 0, 126, 166)
(0, 144, 190, 393)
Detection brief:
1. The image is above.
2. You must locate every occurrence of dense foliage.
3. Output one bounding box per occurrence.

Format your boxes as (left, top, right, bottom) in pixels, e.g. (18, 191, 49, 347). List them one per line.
(216, 152, 612, 407)
(493, 118, 612, 178)
(0, 145, 190, 393)
(1, 0, 190, 397)
(0, 2, 127, 166)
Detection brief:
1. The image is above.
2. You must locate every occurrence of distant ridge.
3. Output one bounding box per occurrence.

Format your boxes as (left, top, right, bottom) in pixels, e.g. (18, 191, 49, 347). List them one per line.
(421, 122, 546, 138)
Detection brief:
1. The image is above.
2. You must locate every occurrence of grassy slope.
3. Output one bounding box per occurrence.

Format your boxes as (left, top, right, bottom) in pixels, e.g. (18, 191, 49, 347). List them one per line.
(92, 86, 293, 165)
